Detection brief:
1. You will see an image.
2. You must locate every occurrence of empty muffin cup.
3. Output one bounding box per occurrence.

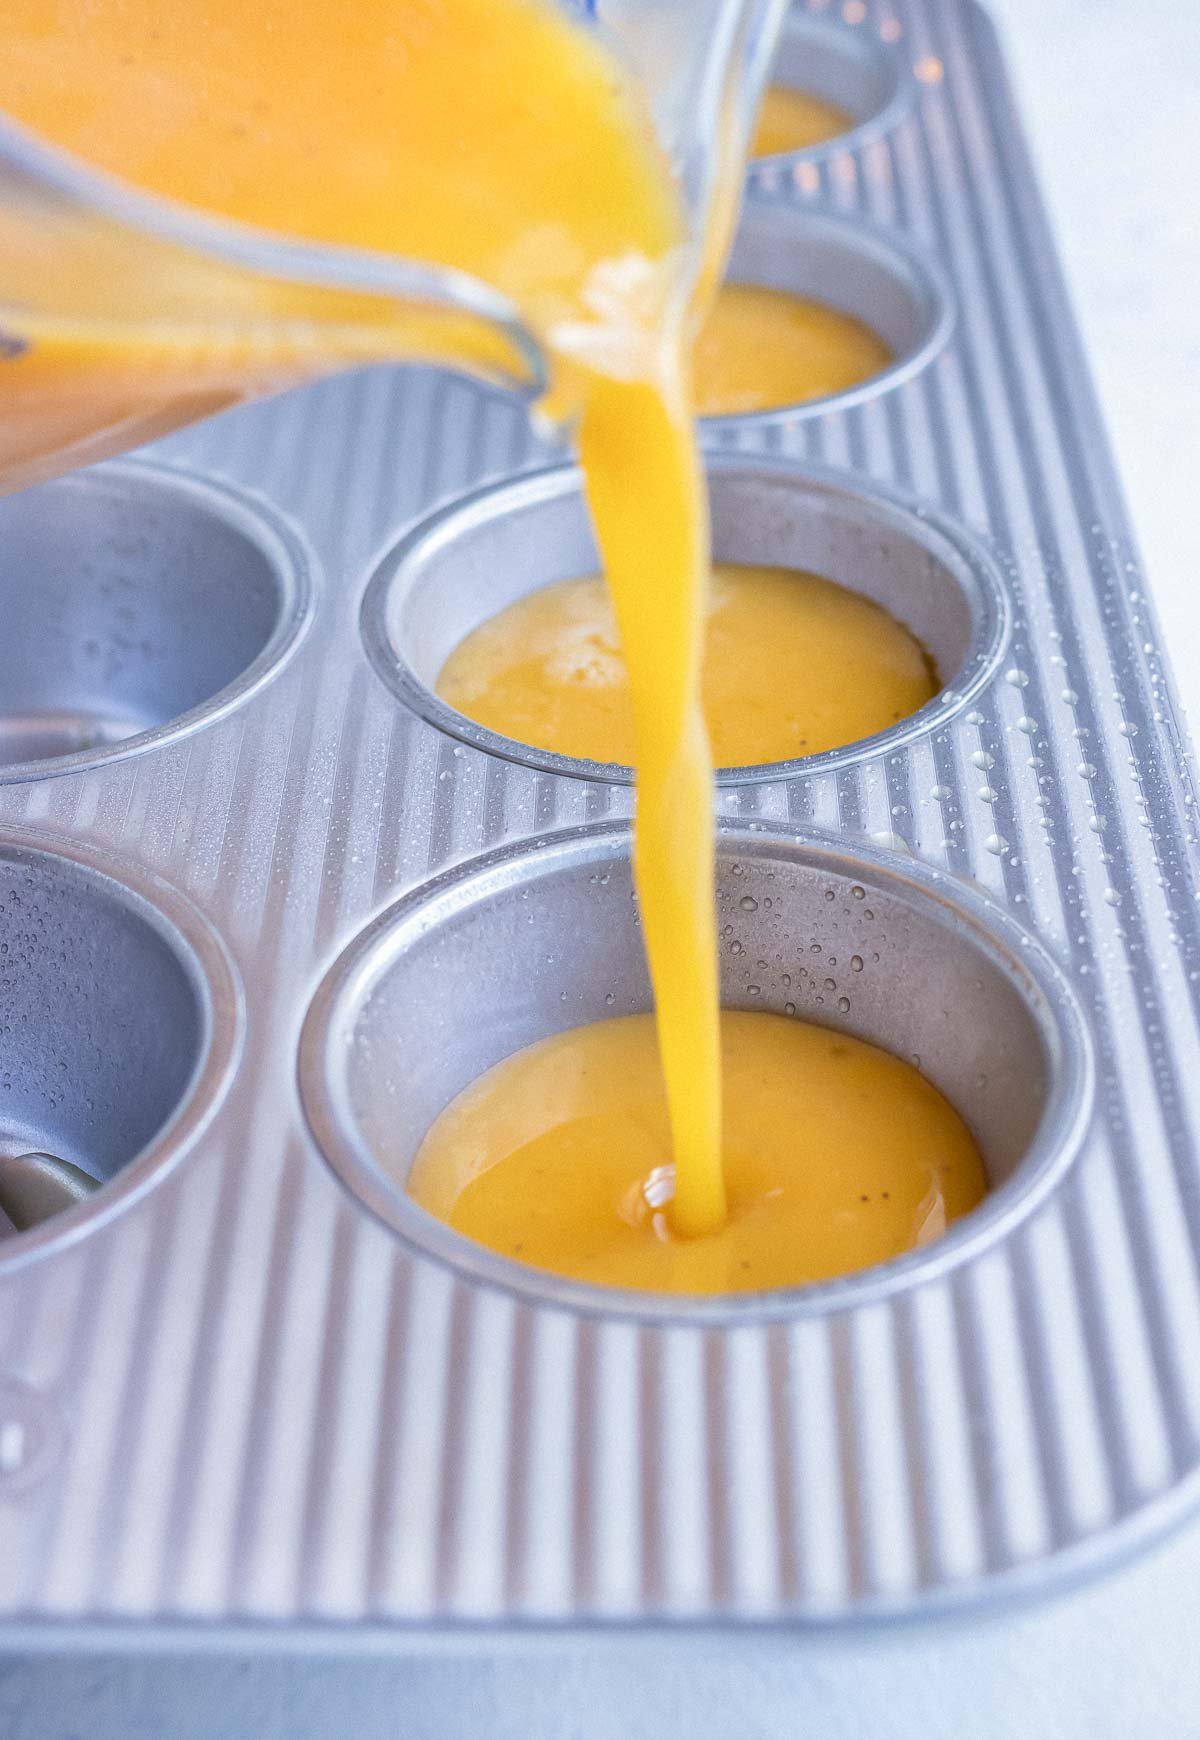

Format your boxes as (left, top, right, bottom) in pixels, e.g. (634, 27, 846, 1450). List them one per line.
(361, 455, 1007, 783)
(0, 836, 239, 1262)
(0, 457, 312, 782)
(300, 820, 1093, 1320)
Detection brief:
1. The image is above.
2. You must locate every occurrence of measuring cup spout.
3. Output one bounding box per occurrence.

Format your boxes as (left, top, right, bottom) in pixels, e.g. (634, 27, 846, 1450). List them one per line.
(0, 0, 785, 492)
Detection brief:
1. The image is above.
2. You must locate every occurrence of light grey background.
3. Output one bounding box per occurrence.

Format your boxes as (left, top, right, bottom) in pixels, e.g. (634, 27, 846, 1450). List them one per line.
(2, 0, 1198, 1732)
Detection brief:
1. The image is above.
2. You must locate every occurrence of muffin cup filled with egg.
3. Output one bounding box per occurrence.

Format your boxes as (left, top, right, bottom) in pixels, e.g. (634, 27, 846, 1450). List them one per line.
(361, 454, 1006, 786)
(747, 2, 911, 171)
(694, 199, 954, 428)
(300, 821, 1093, 1318)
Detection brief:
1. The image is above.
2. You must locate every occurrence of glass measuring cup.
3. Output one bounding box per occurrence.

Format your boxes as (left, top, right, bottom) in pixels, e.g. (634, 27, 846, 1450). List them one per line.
(0, 0, 785, 494)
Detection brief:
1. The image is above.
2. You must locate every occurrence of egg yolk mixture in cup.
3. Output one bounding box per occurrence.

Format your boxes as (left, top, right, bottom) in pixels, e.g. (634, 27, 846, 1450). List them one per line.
(3, 0, 987, 1295)
(751, 84, 854, 157)
(409, 1011, 986, 1296)
(436, 561, 938, 769)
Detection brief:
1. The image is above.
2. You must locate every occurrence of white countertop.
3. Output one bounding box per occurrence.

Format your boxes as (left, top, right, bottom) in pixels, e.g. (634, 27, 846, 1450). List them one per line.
(1, 1, 1197, 1732)
(992, 0, 1200, 705)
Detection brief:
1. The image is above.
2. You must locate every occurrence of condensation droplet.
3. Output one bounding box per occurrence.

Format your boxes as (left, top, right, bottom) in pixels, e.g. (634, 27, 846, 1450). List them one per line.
(971, 750, 995, 771)
(1004, 668, 1029, 688)
(850, 955, 864, 972)
(739, 895, 758, 913)
(837, 996, 851, 1013)
(984, 833, 1008, 855)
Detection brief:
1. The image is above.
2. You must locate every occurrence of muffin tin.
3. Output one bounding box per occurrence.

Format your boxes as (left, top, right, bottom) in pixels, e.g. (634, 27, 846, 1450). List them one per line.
(707, 202, 954, 425)
(1, 0, 1197, 1637)
(361, 455, 1005, 784)
(0, 460, 312, 782)
(300, 822, 1092, 1323)
(751, 0, 914, 170)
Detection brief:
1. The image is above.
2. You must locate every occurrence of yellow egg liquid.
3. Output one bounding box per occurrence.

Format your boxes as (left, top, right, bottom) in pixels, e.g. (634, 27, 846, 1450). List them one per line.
(408, 1011, 987, 1294)
(2, 0, 727, 1236)
(436, 561, 938, 766)
(2, 1, 984, 1287)
(752, 84, 854, 157)
(693, 285, 892, 417)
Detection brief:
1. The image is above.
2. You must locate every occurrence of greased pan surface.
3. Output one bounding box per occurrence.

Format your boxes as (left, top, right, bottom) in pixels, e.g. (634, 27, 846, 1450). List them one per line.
(0, 0, 1196, 1637)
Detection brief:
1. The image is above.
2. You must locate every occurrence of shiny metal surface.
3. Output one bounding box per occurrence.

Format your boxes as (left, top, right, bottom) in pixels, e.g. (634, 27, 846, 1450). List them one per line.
(0, 459, 313, 782)
(301, 820, 1092, 1321)
(0, 0, 1196, 1639)
(361, 454, 1006, 783)
(0, 1154, 99, 1232)
(751, 3, 912, 169)
(0, 835, 241, 1267)
(706, 196, 955, 428)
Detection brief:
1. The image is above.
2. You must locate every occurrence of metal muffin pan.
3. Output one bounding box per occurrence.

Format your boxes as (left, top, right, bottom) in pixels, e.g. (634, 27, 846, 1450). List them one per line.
(300, 820, 1092, 1322)
(0, 834, 240, 1266)
(752, 0, 913, 173)
(695, 194, 946, 438)
(0, 457, 313, 783)
(705, 193, 955, 430)
(0, 0, 1197, 1637)
(362, 453, 1007, 783)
